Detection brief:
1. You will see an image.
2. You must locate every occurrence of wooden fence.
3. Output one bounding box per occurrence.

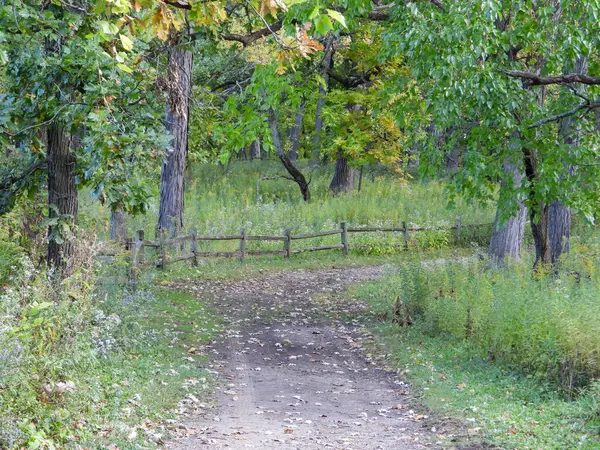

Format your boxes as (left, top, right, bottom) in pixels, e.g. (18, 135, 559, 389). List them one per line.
(126, 219, 490, 281)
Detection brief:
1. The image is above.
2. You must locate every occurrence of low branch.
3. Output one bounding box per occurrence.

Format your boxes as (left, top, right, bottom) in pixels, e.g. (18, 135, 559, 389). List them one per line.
(504, 70, 600, 86)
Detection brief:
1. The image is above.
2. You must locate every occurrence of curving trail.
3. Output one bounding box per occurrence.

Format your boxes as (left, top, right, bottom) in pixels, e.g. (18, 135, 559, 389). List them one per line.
(167, 266, 435, 450)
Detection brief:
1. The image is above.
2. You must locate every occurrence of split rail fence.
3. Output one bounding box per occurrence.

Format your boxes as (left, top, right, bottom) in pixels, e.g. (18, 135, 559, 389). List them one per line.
(126, 220, 490, 281)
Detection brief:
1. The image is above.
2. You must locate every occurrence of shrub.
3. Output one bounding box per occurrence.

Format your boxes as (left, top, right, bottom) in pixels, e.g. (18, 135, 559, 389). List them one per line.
(377, 260, 600, 393)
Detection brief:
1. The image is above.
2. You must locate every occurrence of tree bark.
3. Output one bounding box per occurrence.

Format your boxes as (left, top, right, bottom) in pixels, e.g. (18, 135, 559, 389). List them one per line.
(488, 158, 527, 265)
(530, 204, 551, 269)
(289, 97, 305, 161)
(268, 109, 311, 201)
(548, 57, 587, 264)
(548, 201, 571, 264)
(488, 171, 527, 266)
(158, 45, 193, 236)
(110, 203, 127, 244)
(47, 123, 77, 273)
(329, 151, 355, 194)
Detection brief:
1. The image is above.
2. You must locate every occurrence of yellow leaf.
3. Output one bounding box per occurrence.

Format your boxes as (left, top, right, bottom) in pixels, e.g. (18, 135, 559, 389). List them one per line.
(119, 34, 134, 51)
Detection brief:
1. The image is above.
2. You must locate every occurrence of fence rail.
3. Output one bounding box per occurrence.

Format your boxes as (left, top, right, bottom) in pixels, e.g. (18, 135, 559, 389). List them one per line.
(124, 219, 491, 281)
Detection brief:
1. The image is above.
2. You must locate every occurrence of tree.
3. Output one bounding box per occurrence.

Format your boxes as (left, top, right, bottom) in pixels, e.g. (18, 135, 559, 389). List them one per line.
(0, 0, 172, 273)
(384, 0, 600, 269)
(158, 40, 194, 235)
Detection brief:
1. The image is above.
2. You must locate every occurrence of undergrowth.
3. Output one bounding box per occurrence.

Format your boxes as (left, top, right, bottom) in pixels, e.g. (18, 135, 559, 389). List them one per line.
(351, 257, 600, 449)
(0, 239, 220, 449)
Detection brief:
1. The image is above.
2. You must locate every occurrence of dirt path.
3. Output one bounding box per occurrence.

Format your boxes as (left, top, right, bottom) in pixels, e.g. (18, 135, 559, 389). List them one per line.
(166, 266, 434, 450)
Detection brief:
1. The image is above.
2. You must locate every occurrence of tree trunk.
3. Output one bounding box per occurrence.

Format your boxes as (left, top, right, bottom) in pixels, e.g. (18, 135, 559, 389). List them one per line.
(489, 203, 527, 265)
(311, 38, 334, 165)
(444, 146, 459, 172)
(548, 201, 571, 264)
(489, 142, 527, 265)
(248, 139, 261, 160)
(268, 109, 311, 201)
(110, 203, 127, 244)
(47, 123, 77, 273)
(329, 152, 355, 194)
(289, 98, 305, 161)
(158, 46, 193, 236)
(530, 204, 551, 269)
(548, 57, 587, 265)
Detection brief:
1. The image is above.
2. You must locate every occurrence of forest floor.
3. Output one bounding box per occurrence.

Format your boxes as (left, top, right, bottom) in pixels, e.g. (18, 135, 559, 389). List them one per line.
(163, 266, 454, 450)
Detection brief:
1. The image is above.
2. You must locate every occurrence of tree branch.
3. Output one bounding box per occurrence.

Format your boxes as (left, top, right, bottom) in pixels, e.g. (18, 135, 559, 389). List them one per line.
(221, 20, 283, 47)
(0, 158, 47, 213)
(367, 0, 443, 20)
(528, 101, 600, 129)
(504, 70, 600, 86)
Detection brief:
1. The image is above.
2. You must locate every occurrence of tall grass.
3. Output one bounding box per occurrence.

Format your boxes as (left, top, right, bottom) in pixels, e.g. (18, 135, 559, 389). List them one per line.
(368, 258, 600, 394)
(82, 161, 495, 242)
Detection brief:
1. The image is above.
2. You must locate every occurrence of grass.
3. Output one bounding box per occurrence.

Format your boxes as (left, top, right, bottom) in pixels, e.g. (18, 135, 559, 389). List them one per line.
(81, 161, 496, 244)
(351, 273, 600, 449)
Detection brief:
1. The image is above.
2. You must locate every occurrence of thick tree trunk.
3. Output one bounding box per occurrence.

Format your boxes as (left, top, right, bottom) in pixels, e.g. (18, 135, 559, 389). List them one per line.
(158, 46, 193, 236)
(489, 144, 527, 265)
(548, 201, 571, 264)
(489, 204, 527, 265)
(268, 109, 311, 201)
(289, 98, 305, 162)
(47, 123, 77, 273)
(248, 139, 261, 160)
(329, 152, 355, 194)
(110, 203, 127, 244)
(547, 58, 587, 265)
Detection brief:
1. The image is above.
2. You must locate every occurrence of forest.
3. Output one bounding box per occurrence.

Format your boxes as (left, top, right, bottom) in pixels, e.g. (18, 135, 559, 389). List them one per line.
(1, 0, 600, 448)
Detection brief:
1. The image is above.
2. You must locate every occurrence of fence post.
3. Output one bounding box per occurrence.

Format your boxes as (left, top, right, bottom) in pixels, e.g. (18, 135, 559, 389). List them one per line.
(136, 230, 145, 267)
(341, 222, 348, 256)
(239, 227, 247, 262)
(454, 219, 462, 246)
(190, 227, 198, 267)
(283, 230, 291, 258)
(130, 234, 140, 282)
(159, 231, 167, 270)
(402, 221, 408, 250)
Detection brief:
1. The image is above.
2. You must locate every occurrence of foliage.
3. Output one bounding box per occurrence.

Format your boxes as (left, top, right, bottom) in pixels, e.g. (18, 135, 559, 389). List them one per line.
(383, 1, 600, 222)
(0, 239, 219, 448)
(364, 257, 600, 393)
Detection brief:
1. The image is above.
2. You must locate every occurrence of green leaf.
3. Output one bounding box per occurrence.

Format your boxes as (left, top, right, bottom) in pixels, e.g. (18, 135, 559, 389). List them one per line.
(314, 14, 333, 35)
(117, 63, 133, 73)
(326, 9, 347, 29)
(308, 5, 320, 20)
